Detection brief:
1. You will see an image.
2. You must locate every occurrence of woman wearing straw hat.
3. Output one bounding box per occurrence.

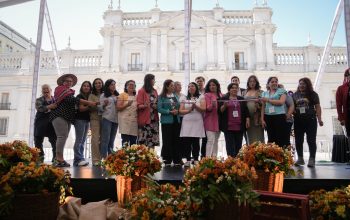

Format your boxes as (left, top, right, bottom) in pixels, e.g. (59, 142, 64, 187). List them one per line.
(50, 73, 98, 167)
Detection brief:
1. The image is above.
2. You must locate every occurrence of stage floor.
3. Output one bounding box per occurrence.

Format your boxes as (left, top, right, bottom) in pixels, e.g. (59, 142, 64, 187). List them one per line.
(62, 161, 350, 203)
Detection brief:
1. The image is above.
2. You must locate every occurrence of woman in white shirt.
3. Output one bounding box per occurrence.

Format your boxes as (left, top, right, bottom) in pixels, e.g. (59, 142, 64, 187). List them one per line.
(99, 79, 119, 158)
(179, 82, 206, 166)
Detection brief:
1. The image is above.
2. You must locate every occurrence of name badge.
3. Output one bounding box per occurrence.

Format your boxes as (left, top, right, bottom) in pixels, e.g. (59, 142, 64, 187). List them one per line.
(299, 107, 306, 114)
(269, 106, 275, 113)
(232, 110, 239, 118)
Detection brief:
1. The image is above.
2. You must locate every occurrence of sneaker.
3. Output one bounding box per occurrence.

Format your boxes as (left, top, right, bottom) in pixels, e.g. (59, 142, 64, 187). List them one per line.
(184, 161, 191, 167)
(307, 158, 315, 167)
(193, 160, 199, 165)
(54, 160, 70, 167)
(76, 160, 89, 166)
(93, 162, 100, 166)
(295, 157, 305, 166)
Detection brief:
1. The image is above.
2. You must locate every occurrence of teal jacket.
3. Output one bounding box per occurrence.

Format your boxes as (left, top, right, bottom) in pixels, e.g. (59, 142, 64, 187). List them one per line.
(157, 94, 180, 124)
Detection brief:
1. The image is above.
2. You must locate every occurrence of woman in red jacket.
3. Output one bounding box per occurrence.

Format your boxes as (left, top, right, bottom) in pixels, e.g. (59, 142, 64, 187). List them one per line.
(137, 74, 159, 148)
(336, 68, 350, 136)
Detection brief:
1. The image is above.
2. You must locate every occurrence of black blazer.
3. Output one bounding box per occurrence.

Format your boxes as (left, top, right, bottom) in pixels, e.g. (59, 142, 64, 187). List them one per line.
(218, 94, 249, 132)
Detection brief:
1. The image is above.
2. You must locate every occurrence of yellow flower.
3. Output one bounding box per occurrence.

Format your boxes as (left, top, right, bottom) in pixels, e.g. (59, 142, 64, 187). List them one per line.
(335, 205, 346, 218)
(141, 211, 150, 220)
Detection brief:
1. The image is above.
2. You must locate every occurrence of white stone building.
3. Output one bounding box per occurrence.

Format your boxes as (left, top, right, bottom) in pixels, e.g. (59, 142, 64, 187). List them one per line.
(0, 4, 347, 158)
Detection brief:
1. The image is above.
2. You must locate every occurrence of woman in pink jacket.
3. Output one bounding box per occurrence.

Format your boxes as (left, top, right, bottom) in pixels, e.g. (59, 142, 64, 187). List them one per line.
(203, 79, 222, 157)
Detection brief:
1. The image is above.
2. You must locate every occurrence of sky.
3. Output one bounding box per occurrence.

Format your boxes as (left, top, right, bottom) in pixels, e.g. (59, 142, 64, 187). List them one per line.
(0, 0, 346, 50)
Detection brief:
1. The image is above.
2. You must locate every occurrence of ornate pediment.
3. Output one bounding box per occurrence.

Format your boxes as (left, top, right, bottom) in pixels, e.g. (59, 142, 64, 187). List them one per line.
(225, 36, 253, 46)
(172, 37, 201, 48)
(122, 37, 149, 46)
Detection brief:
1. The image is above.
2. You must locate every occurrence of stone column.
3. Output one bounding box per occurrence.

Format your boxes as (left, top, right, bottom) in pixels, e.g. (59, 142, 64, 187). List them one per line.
(149, 29, 158, 71)
(254, 28, 265, 70)
(101, 28, 111, 70)
(216, 28, 226, 70)
(159, 29, 168, 71)
(265, 28, 275, 70)
(111, 30, 121, 72)
(206, 28, 215, 70)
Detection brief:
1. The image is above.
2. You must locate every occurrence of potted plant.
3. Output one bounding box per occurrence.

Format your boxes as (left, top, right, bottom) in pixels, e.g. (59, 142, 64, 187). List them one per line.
(0, 141, 72, 219)
(0, 140, 40, 176)
(309, 185, 350, 219)
(102, 144, 162, 207)
(128, 179, 197, 220)
(237, 142, 295, 192)
(183, 157, 259, 219)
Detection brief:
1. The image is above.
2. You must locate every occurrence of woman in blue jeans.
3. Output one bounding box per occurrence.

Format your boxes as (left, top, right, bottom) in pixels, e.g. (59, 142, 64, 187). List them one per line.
(99, 79, 119, 158)
(73, 81, 92, 166)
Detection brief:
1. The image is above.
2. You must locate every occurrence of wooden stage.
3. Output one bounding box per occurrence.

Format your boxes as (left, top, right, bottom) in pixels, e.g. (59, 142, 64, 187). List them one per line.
(63, 161, 350, 203)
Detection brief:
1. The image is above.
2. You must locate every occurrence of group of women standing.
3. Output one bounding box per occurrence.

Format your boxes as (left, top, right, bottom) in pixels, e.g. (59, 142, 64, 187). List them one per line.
(34, 73, 324, 168)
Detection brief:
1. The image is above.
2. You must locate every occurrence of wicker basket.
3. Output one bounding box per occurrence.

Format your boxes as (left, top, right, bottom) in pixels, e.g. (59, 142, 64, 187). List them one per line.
(253, 170, 284, 192)
(3, 192, 59, 220)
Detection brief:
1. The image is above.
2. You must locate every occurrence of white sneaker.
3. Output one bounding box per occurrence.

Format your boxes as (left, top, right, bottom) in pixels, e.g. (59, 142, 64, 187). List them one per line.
(184, 161, 191, 167)
(77, 160, 89, 166)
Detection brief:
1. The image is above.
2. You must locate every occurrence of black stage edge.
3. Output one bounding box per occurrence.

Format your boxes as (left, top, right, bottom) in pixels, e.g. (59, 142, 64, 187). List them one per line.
(63, 162, 350, 203)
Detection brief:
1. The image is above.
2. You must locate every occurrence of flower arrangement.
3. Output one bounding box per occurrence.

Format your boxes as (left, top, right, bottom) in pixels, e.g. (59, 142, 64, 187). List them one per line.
(237, 142, 295, 176)
(128, 180, 196, 220)
(0, 162, 72, 215)
(183, 157, 259, 215)
(0, 140, 40, 175)
(309, 185, 350, 219)
(103, 144, 162, 177)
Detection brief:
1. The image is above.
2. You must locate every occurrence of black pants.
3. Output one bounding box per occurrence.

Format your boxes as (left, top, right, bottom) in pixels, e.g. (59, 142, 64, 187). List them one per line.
(294, 116, 317, 158)
(265, 114, 289, 147)
(346, 110, 350, 137)
(200, 133, 207, 158)
(161, 122, 181, 164)
(285, 122, 293, 146)
(223, 130, 244, 157)
(121, 134, 137, 146)
(34, 135, 56, 158)
(182, 137, 200, 161)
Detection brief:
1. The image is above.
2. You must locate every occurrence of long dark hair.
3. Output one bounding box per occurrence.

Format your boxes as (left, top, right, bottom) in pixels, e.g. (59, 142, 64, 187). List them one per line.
(91, 78, 104, 95)
(159, 79, 173, 98)
(246, 75, 261, 90)
(124, 80, 136, 95)
(205, 78, 221, 97)
(79, 81, 92, 99)
(143, 74, 155, 93)
(297, 77, 314, 99)
(104, 79, 119, 98)
(187, 82, 200, 99)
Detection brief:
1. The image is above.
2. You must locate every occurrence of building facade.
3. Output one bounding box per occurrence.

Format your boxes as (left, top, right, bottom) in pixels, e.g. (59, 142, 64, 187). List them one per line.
(0, 4, 347, 154)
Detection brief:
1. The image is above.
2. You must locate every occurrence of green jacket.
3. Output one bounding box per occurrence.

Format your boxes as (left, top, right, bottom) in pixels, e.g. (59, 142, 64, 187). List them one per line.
(157, 94, 180, 124)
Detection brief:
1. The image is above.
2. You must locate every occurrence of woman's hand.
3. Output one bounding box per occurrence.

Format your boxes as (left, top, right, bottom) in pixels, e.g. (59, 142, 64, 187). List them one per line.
(261, 119, 266, 128)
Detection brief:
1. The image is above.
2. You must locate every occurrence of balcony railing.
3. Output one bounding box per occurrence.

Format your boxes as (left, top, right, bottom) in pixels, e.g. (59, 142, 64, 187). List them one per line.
(179, 63, 195, 70)
(128, 64, 143, 71)
(0, 103, 11, 110)
(232, 62, 248, 70)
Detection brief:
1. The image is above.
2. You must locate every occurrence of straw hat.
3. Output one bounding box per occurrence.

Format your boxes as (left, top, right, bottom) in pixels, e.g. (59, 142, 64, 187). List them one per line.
(57, 73, 77, 86)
